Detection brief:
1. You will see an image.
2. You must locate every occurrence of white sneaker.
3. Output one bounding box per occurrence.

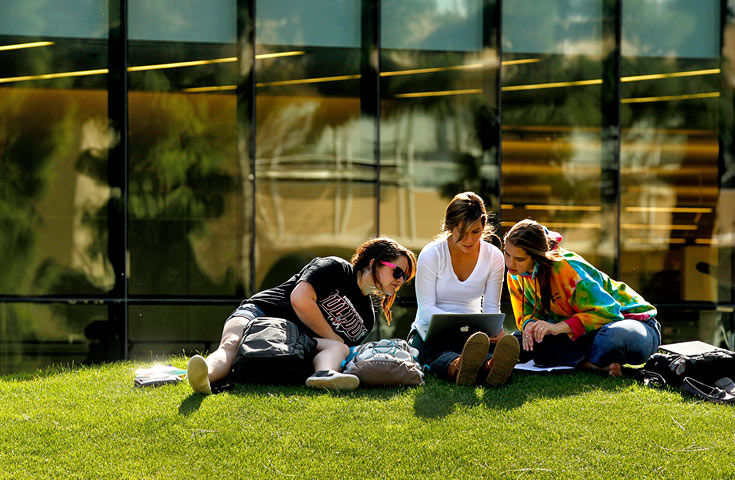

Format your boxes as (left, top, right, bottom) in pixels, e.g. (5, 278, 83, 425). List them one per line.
(187, 355, 212, 394)
(306, 370, 360, 391)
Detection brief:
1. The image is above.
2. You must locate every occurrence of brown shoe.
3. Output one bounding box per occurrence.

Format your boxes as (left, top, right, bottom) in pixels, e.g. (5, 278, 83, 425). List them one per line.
(485, 335, 520, 386)
(456, 332, 490, 385)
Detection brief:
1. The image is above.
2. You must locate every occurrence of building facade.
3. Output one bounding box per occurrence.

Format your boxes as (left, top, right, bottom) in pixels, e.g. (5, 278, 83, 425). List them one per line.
(0, 0, 733, 373)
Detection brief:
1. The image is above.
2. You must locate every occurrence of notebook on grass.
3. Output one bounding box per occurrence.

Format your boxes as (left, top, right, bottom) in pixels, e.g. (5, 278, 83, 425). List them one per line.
(425, 313, 505, 352)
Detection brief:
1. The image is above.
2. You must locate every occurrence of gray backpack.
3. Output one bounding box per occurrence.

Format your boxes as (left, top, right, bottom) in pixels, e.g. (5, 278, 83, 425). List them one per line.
(342, 339, 424, 386)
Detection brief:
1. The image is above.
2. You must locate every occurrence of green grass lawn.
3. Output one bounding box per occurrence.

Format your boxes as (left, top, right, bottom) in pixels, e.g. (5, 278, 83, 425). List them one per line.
(2, 358, 734, 480)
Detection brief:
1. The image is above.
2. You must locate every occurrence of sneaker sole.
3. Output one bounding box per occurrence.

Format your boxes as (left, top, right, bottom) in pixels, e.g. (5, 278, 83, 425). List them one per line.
(457, 332, 490, 385)
(306, 374, 360, 391)
(187, 355, 212, 394)
(486, 335, 520, 386)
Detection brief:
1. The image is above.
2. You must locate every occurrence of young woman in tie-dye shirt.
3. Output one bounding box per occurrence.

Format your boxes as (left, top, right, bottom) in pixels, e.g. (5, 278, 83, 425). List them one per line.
(504, 219, 660, 376)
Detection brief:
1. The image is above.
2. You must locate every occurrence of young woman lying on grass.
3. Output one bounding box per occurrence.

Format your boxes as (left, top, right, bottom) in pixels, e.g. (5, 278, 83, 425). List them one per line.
(187, 237, 416, 393)
(504, 219, 660, 376)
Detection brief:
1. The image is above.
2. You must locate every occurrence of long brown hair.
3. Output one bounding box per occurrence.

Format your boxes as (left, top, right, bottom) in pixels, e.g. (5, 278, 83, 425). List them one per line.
(351, 237, 417, 325)
(441, 191, 497, 244)
(503, 219, 559, 314)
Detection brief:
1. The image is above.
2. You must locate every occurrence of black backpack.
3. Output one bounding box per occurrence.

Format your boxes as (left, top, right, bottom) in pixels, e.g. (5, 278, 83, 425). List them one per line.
(641, 349, 735, 389)
(226, 317, 317, 385)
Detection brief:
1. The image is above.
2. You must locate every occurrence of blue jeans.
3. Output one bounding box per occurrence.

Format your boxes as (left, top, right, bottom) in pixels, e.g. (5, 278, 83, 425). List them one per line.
(587, 317, 661, 366)
(515, 317, 661, 368)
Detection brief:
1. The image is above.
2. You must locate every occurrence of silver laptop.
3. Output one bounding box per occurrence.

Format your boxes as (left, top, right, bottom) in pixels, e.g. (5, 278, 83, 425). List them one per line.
(659, 341, 727, 356)
(425, 313, 505, 352)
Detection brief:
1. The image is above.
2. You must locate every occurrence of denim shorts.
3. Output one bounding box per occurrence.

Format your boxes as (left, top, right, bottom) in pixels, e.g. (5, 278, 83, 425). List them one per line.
(225, 302, 267, 326)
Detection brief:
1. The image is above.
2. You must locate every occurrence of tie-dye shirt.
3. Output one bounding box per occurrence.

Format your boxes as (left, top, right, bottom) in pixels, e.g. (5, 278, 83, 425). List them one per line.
(507, 248, 656, 340)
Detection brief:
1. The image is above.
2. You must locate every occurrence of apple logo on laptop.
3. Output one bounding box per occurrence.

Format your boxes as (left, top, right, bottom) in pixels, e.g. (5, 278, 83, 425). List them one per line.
(460, 325, 469, 332)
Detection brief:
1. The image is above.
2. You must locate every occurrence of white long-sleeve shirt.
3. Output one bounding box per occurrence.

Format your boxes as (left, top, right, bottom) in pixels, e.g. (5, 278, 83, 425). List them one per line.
(410, 237, 505, 340)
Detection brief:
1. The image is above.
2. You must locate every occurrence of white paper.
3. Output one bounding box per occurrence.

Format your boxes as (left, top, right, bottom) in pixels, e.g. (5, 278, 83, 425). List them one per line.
(513, 360, 575, 372)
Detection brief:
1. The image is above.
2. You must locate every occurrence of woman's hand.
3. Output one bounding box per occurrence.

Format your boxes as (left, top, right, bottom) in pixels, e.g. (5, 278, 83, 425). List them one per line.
(522, 320, 571, 351)
(521, 322, 537, 351)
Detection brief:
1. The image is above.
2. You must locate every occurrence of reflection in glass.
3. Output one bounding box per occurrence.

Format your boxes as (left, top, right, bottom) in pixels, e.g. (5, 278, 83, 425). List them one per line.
(127, 1, 244, 296)
(620, 0, 721, 305)
(379, 0, 499, 337)
(380, 0, 497, 241)
(254, 0, 373, 290)
(718, 3, 735, 349)
(500, 0, 606, 266)
(128, 304, 234, 359)
(657, 309, 732, 350)
(0, 0, 112, 296)
(0, 302, 113, 374)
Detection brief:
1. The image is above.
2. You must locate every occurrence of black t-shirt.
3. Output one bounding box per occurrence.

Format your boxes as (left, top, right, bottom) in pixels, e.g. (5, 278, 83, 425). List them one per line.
(245, 257, 375, 345)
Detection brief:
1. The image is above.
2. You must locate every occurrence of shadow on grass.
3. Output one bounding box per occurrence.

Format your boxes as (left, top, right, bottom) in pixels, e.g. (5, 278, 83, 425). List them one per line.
(413, 379, 487, 418)
(174, 370, 645, 419)
(179, 393, 206, 415)
(413, 370, 641, 419)
(176, 380, 414, 414)
(223, 382, 412, 400)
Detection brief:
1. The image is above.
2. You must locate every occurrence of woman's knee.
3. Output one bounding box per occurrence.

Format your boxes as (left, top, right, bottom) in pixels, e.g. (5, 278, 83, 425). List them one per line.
(217, 316, 249, 350)
(317, 338, 350, 356)
(598, 320, 648, 345)
(591, 320, 656, 364)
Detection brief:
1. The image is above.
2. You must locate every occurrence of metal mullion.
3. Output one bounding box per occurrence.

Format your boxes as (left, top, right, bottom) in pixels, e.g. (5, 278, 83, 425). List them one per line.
(108, 0, 129, 359)
(237, 0, 256, 297)
(601, 0, 622, 279)
(489, 0, 502, 228)
(361, 0, 380, 338)
(361, 0, 380, 238)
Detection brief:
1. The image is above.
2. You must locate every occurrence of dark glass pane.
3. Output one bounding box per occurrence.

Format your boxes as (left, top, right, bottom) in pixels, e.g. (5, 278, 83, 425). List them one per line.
(127, 0, 244, 296)
(0, 0, 112, 296)
(379, 0, 499, 338)
(254, 0, 374, 291)
(658, 308, 732, 347)
(719, 2, 735, 349)
(620, 0, 721, 305)
(128, 304, 234, 359)
(0, 302, 116, 374)
(501, 0, 608, 267)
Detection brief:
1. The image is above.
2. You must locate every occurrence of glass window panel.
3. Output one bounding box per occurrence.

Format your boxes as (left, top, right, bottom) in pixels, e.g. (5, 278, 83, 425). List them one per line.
(0, 0, 112, 296)
(501, 0, 605, 265)
(380, 0, 498, 243)
(128, 304, 233, 359)
(381, 0, 482, 51)
(0, 303, 115, 375)
(623, 0, 719, 59)
(254, 0, 373, 291)
(0, 0, 107, 39)
(256, 0, 361, 48)
(621, 0, 720, 304)
(658, 308, 732, 349)
(379, 0, 498, 339)
(129, 0, 237, 43)
(503, 0, 602, 56)
(128, 1, 244, 296)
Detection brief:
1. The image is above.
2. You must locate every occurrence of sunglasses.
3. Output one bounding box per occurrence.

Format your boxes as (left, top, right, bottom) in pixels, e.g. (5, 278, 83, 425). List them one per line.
(380, 261, 409, 282)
